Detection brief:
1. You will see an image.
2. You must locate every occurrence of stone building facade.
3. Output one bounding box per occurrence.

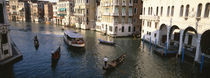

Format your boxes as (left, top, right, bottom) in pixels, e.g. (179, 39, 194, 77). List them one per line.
(140, 0, 210, 62)
(74, 0, 97, 29)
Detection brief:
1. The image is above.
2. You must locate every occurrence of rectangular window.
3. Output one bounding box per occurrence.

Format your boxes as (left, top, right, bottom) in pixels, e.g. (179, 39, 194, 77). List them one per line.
(86, 9, 89, 15)
(133, 27, 135, 32)
(0, 4, 4, 23)
(128, 17, 132, 24)
(129, 8, 132, 15)
(155, 22, 158, 29)
(115, 7, 119, 13)
(122, 26, 124, 32)
(122, 7, 126, 14)
(122, 17, 125, 24)
(134, 8, 137, 14)
(128, 26, 131, 32)
(109, 26, 112, 32)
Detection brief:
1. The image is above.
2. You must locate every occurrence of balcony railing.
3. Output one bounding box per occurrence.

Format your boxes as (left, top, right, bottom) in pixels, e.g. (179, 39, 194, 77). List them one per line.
(103, 12, 110, 16)
(112, 2, 119, 6)
(111, 12, 119, 16)
(129, 3, 133, 6)
(102, 3, 111, 6)
(74, 13, 84, 16)
(122, 12, 126, 16)
(139, 15, 160, 21)
(114, 21, 118, 25)
(122, 2, 126, 6)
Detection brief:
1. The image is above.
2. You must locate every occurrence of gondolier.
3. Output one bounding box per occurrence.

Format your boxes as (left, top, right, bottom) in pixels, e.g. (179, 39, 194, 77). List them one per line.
(104, 56, 108, 67)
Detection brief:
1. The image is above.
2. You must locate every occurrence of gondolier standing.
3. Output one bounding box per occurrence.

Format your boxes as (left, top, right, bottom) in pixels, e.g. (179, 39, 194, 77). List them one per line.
(104, 56, 108, 67)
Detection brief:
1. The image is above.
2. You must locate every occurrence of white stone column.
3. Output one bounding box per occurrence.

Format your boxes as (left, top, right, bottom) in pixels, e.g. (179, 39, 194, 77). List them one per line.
(194, 34, 201, 62)
(178, 30, 184, 55)
(166, 26, 170, 49)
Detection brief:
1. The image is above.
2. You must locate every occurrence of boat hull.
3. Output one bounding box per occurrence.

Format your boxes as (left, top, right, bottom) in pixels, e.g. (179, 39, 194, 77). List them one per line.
(103, 53, 126, 70)
(64, 37, 85, 48)
(98, 39, 115, 45)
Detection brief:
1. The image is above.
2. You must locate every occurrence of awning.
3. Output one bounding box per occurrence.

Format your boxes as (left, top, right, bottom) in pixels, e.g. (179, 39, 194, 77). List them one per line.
(59, 8, 66, 11)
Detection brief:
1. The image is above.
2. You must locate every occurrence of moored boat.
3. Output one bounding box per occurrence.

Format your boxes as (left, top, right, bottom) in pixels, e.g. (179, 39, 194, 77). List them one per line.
(64, 30, 85, 48)
(98, 39, 115, 45)
(103, 53, 126, 70)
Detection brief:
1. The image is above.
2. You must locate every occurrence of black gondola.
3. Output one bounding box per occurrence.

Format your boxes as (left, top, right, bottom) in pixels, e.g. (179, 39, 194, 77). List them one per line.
(103, 53, 126, 70)
(51, 46, 61, 61)
(34, 35, 39, 49)
(51, 46, 61, 70)
(98, 39, 115, 45)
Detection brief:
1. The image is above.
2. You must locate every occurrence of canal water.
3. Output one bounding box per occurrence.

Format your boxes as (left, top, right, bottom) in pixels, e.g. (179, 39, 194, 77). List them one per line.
(1, 22, 210, 78)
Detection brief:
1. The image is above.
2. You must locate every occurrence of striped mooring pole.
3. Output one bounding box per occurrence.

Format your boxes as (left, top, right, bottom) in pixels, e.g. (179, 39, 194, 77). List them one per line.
(165, 42, 168, 56)
(200, 54, 204, 72)
(181, 47, 185, 63)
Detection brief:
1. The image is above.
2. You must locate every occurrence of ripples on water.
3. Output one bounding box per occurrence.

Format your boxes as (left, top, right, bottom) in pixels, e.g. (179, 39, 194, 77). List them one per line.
(0, 22, 210, 78)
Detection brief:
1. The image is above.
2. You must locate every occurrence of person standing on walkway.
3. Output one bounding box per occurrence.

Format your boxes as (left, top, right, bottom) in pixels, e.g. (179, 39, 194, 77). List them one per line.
(104, 56, 108, 67)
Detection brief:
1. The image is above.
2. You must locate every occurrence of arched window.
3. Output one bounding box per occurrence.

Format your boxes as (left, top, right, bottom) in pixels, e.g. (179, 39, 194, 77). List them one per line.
(185, 5, 190, 17)
(148, 7, 150, 15)
(161, 6, 163, 16)
(156, 7, 159, 16)
(204, 3, 210, 17)
(167, 6, 170, 16)
(122, 26, 124, 32)
(180, 5, 184, 17)
(128, 26, 131, 32)
(197, 4, 202, 17)
(151, 7, 153, 15)
(143, 7, 145, 15)
(171, 6, 174, 16)
(115, 26, 118, 32)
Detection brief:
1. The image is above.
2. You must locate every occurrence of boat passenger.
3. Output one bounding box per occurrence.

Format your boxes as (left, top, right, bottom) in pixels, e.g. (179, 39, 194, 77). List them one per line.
(104, 56, 108, 67)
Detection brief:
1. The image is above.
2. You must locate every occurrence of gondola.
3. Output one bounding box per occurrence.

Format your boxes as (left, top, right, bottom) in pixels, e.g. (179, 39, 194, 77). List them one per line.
(103, 53, 126, 70)
(51, 46, 61, 61)
(98, 39, 115, 45)
(34, 36, 39, 49)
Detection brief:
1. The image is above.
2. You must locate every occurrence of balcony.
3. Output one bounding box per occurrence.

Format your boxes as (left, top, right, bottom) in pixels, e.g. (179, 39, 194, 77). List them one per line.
(74, 13, 84, 16)
(111, 12, 119, 16)
(122, 12, 126, 16)
(122, 2, 126, 6)
(129, 3, 133, 6)
(103, 12, 110, 16)
(114, 21, 118, 25)
(102, 3, 110, 6)
(140, 15, 160, 21)
(112, 2, 119, 6)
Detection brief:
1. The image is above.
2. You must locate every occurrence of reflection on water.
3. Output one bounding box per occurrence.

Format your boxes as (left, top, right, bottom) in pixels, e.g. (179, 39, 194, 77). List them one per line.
(0, 22, 210, 78)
